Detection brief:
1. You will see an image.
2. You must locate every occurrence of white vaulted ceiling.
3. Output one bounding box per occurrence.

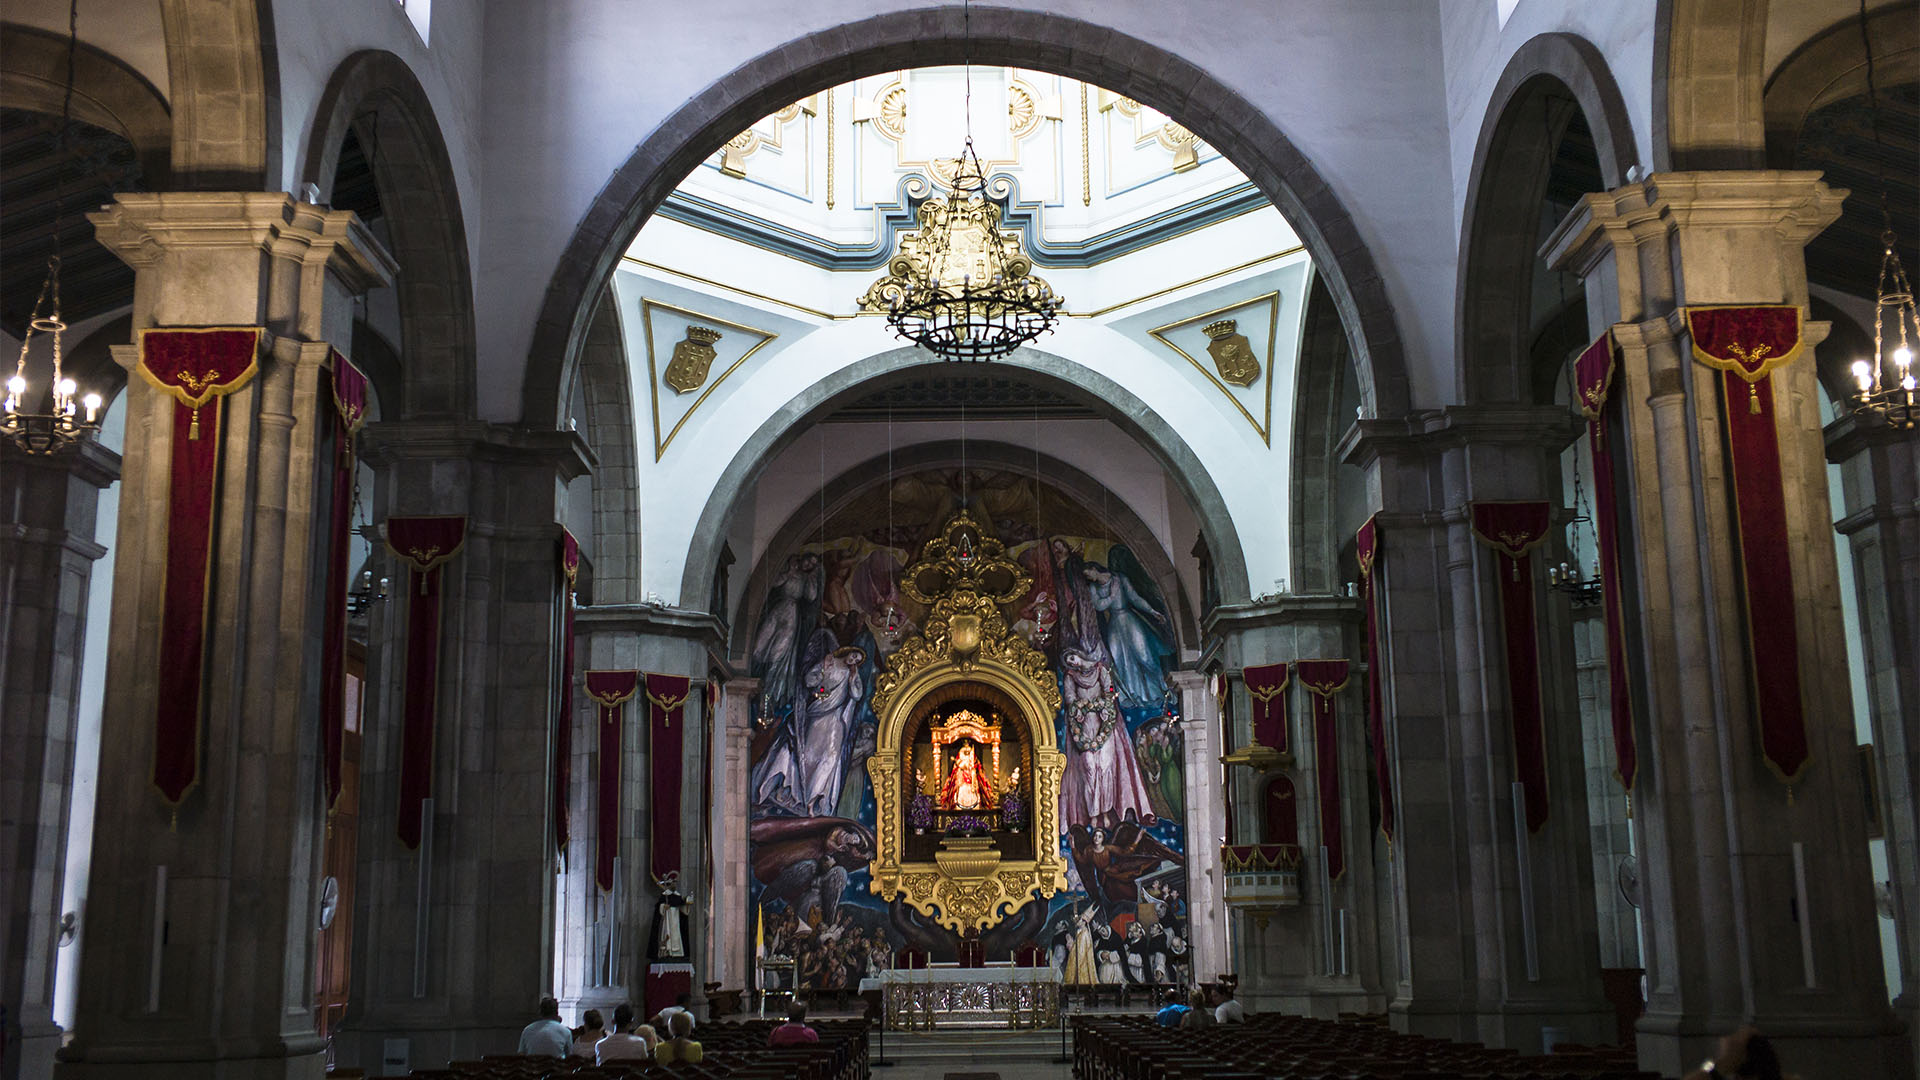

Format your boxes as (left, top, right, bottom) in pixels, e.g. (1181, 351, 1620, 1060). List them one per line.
(612, 70, 1316, 609)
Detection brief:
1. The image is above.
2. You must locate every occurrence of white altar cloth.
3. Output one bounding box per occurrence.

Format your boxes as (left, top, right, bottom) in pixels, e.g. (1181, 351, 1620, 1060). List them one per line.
(858, 965, 1061, 992)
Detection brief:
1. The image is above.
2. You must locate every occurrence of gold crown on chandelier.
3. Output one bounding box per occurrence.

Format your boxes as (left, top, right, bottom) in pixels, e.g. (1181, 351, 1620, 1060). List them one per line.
(684, 326, 723, 345)
(1202, 319, 1239, 340)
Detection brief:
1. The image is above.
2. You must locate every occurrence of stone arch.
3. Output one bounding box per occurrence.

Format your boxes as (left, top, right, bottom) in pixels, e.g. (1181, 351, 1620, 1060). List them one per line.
(1457, 33, 1637, 403)
(302, 49, 475, 418)
(577, 289, 642, 603)
(157, 0, 277, 188)
(1652, 0, 1769, 170)
(678, 346, 1253, 614)
(0, 24, 172, 184)
(1290, 271, 1357, 593)
(732, 439, 1196, 657)
(520, 7, 1411, 430)
(1764, 4, 1920, 166)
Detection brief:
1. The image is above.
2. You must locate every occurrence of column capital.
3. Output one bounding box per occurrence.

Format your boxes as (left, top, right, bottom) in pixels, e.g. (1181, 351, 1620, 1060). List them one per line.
(1544, 171, 1845, 319)
(89, 192, 395, 290)
(360, 419, 596, 481)
(1203, 595, 1363, 640)
(0, 437, 122, 493)
(574, 603, 726, 650)
(1825, 409, 1920, 465)
(1338, 405, 1583, 470)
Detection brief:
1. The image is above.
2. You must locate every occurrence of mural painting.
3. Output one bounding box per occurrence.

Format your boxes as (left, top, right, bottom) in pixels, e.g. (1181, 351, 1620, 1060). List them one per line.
(745, 469, 1190, 993)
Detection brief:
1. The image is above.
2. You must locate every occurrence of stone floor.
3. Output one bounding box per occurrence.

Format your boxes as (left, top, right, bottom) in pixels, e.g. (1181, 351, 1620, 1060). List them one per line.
(800, 1002, 1153, 1080)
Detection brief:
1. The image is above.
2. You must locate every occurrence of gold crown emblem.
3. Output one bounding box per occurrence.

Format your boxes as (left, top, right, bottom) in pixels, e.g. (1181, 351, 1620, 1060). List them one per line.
(1203, 319, 1238, 340)
(684, 326, 723, 345)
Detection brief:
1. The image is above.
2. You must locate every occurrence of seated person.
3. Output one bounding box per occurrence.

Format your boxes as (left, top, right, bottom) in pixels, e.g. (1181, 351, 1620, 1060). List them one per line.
(516, 996, 571, 1057)
(1211, 984, 1246, 1024)
(654, 1011, 704, 1065)
(1179, 988, 1213, 1028)
(652, 992, 695, 1036)
(595, 1003, 654, 1064)
(569, 1008, 606, 1057)
(1154, 988, 1189, 1027)
(768, 1001, 820, 1047)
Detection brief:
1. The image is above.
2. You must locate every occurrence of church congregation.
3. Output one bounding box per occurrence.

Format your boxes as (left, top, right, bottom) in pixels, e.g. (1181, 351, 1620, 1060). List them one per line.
(2, 1, 1915, 1079)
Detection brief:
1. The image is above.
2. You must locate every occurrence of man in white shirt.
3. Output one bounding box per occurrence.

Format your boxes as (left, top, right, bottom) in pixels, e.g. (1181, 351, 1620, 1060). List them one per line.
(596, 1003, 654, 1065)
(652, 992, 695, 1036)
(1212, 985, 1247, 1024)
(516, 997, 571, 1057)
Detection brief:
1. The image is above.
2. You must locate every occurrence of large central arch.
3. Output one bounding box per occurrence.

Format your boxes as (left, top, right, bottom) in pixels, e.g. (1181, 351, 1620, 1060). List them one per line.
(520, 6, 1411, 429)
(676, 346, 1256, 611)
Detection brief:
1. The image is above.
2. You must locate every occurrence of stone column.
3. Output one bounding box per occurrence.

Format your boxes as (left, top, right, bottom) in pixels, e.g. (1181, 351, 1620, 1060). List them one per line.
(566, 605, 721, 1016)
(1826, 414, 1919, 1077)
(1204, 598, 1383, 1017)
(710, 676, 759, 996)
(1, 441, 118, 1080)
(1171, 669, 1227, 986)
(55, 195, 392, 1080)
(338, 423, 590, 1071)
(1570, 607, 1641, 973)
(1341, 409, 1613, 1051)
(1546, 172, 1904, 1076)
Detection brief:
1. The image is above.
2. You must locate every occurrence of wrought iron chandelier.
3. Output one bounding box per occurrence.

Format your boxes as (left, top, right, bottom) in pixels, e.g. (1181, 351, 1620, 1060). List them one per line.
(3, 0, 103, 456)
(1846, 0, 1918, 430)
(877, 0, 1060, 361)
(1549, 429, 1603, 608)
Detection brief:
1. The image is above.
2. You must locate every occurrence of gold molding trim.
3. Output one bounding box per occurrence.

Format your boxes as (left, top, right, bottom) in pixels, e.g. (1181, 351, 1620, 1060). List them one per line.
(867, 512, 1068, 932)
(641, 298, 779, 459)
(1148, 291, 1281, 444)
(1080, 83, 1091, 207)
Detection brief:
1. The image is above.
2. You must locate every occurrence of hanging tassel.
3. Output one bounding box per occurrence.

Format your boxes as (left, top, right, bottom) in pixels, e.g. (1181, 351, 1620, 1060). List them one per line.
(189, 404, 201, 440)
(1749, 381, 1762, 414)
(419, 572, 428, 597)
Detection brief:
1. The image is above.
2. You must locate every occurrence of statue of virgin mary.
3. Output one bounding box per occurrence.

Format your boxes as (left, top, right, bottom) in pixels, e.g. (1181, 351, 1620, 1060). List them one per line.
(941, 742, 995, 810)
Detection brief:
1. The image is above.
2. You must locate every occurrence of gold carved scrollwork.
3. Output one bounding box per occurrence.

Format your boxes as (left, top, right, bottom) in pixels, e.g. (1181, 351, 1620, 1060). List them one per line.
(856, 191, 1062, 315)
(866, 512, 1068, 932)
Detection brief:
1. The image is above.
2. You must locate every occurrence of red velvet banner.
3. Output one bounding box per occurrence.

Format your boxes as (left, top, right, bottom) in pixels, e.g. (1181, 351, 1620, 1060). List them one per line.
(1243, 663, 1290, 753)
(1470, 502, 1552, 833)
(1574, 333, 1638, 797)
(1354, 516, 1393, 842)
(1262, 774, 1298, 846)
(321, 351, 369, 816)
(137, 328, 261, 808)
(645, 673, 692, 882)
(386, 516, 467, 848)
(644, 968, 692, 1021)
(1296, 659, 1350, 881)
(1685, 306, 1810, 785)
(586, 669, 639, 892)
(555, 530, 580, 859)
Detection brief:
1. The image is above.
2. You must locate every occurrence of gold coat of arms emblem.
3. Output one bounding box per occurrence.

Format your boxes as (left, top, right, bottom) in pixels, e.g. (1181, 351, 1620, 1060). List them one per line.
(1203, 319, 1260, 387)
(663, 326, 723, 394)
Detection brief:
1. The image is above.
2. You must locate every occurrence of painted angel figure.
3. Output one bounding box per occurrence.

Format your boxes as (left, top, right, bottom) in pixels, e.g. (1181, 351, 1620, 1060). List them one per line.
(941, 743, 995, 810)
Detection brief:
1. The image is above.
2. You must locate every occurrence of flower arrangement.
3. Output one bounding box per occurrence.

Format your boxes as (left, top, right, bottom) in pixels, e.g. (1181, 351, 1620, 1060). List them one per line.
(999, 789, 1026, 832)
(945, 814, 991, 837)
(909, 793, 935, 833)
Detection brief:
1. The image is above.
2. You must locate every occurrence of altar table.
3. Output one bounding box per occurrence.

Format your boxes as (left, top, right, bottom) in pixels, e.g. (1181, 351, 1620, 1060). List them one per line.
(858, 964, 1061, 1030)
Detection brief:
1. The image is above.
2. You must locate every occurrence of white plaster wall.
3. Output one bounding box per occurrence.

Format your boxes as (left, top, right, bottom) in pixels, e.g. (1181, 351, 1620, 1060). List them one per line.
(472, 0, 1462, 420)
(613, 252, 1309, 605)
(1439, 0, 1659, 237)
(270, 0, 487, 260)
